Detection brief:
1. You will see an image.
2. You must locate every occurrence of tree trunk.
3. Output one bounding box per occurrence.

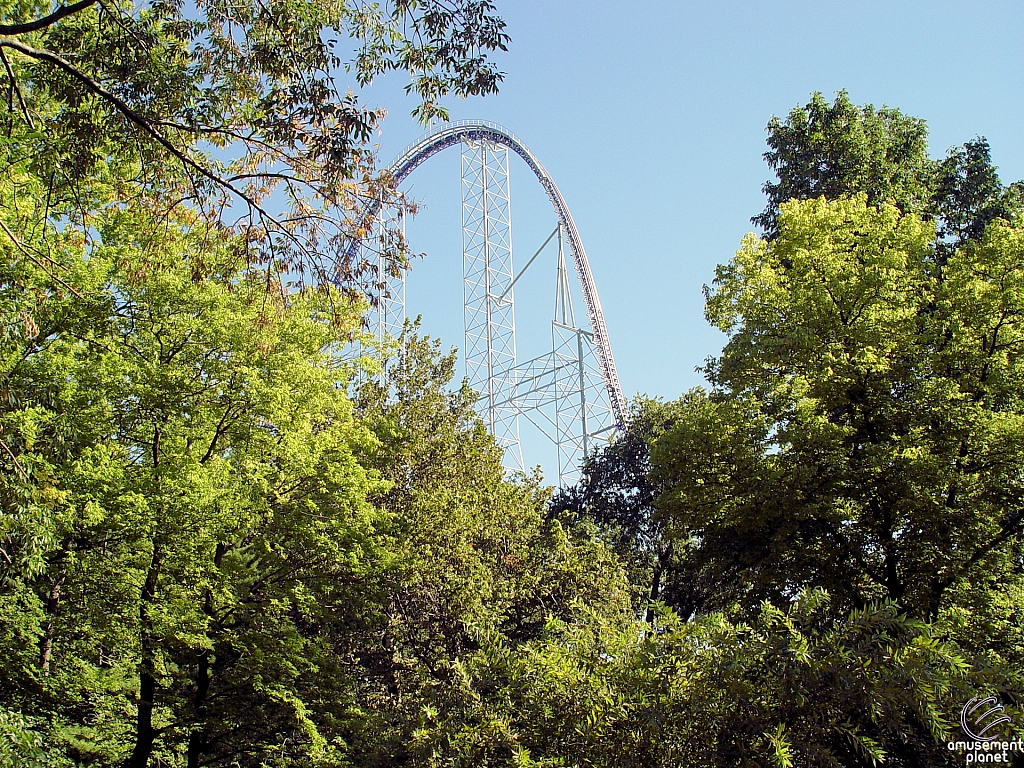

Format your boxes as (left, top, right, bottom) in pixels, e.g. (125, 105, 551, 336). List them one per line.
(186, 650, 210, 768)
(39, 569, 64, 673)
(123, 545, 162, 768)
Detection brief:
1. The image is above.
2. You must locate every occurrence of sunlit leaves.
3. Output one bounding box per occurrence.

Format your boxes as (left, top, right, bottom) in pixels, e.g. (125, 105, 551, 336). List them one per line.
(0, 0, 508, 296)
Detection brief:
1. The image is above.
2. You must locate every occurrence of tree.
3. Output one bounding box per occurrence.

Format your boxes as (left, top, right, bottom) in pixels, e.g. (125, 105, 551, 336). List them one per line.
(549, 398, 709, 620)
(0, 0, 509, 288)
(752, 92, 1022, 253)
(932, 137, 1024, 258)
(0, 213, 635, 766)
(652, 193, 1024, 653)
(351, 325, 633, 765)
(420, 591, 975, 767)
(0, 7, 514, 758)
(752, 91, 933, 239)
(0, 198, 394, 767)
(563, 95, 1024, 625)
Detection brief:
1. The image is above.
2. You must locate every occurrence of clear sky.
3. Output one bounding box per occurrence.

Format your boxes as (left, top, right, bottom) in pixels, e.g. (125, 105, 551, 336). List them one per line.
(359, 0, 1024, 473)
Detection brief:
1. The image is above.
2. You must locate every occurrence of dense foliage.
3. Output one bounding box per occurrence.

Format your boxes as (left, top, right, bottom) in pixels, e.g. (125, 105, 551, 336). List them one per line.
(751, 91, 1023, 249)
(0, 196, 631, 765)
(0, 0, 509, 292)
(2, 14, 1022, 761)
(553, 93, 1024, 765)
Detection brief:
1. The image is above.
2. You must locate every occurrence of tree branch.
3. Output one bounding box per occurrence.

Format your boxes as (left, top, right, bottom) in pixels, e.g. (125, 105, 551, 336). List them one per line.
(0, 37, 292, 246)
(0, 48, 33, 128)
(0, 0, 98, 35)
(0, 436, 29, 480)
(937, 509, 1024, 592)
(0, 215, 81, 296)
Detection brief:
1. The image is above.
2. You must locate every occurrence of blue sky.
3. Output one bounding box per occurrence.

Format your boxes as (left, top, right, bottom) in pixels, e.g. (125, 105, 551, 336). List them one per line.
(360, 0, 1024, 472)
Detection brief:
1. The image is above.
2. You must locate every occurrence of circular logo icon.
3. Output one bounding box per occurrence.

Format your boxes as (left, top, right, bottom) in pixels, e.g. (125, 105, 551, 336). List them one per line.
(962, 696, 1012, 741)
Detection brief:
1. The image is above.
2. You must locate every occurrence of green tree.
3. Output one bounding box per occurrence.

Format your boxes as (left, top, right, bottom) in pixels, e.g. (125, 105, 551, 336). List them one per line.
(931, 137, 1024, 258)
(549, 398, 702, 619)
(0, 198, 395, 767)
(646, 197, 1024, 742)
(752, 92, 1022, 253)
(539, 98, 1024, 766)
(2, 214, 635, 767)
(421, 591, 975, 767)
(351, 326, 633, 765)
(0, 0, 509, 285)
(752, 91, 934, 238)
(655, 195, 1024, 623)
(563, 95, 1024, 629)
(0, 3, 514, 759)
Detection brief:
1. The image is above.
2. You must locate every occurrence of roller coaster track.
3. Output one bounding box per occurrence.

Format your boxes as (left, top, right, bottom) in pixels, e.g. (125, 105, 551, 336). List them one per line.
(349, 121, 627, 477)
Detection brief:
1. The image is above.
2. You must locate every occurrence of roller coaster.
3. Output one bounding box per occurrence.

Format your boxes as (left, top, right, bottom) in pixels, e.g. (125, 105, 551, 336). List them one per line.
(354, 121, 626, 483)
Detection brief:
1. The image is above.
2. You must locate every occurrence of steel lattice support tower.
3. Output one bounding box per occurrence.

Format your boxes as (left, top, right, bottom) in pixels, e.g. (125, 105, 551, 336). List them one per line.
(507, 228, 619, 482)
(461, 140, 523, 470)
(371, 210, 407, 346)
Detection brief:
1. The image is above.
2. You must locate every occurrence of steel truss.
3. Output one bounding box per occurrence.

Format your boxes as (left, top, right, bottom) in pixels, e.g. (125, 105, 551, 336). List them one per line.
(349, 121, 627, 484)
(367, 210, 407, 347)
(461, 140, 522, 468)
(498, 226, 621, 481)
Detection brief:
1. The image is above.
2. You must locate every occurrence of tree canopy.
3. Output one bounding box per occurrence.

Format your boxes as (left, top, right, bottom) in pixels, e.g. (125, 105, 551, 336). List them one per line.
(752, 91, 933, 238)
(0, 0, 509, 290)
(752, 91, 1022, 254)
(3, 62, 1024, 767)
(550, 94, 1024, 765)
(660, 195, 1024, 622)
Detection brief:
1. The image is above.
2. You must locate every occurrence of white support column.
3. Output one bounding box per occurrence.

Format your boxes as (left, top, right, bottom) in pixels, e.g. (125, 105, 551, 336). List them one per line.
(377, 209, 407, 345)
(462, 139, 523, 471)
